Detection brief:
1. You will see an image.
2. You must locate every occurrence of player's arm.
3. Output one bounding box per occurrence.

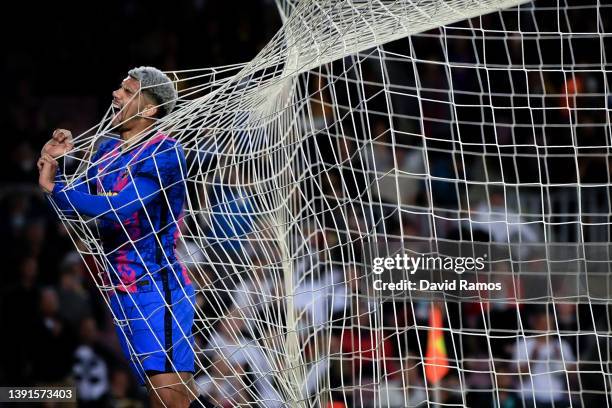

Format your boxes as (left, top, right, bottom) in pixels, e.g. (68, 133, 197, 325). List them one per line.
(39, 128, 101, 207)
(39, 154, 159, 222)
(38, 144, 108, 216)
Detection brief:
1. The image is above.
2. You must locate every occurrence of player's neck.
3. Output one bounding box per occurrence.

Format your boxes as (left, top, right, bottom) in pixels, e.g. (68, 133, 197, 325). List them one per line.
(120, 121, 155, 150)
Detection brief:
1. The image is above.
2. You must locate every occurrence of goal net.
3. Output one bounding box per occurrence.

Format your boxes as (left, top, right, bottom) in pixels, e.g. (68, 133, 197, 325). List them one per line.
(50, 0, 612, 406)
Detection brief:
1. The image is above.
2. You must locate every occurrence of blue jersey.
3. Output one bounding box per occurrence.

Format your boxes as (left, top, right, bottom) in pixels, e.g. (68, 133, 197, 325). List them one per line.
(51, 133, 191, 292)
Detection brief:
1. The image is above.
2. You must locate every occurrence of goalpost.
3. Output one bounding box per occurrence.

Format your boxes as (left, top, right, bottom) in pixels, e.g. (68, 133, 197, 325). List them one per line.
(50, 0, 611, 406)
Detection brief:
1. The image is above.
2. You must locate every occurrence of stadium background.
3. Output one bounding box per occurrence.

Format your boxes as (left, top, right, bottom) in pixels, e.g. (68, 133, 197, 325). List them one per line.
(0, 1, 609, 407)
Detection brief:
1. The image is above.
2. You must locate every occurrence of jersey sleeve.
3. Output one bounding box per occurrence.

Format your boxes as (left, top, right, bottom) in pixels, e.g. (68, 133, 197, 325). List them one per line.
(48, 138, 184, 222)
(50, 175, 159, 222)
(50, 139, 116, 215)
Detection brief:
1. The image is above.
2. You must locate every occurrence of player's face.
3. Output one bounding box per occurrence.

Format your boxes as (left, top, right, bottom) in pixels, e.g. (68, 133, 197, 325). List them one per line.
(111, 76, 144, 129)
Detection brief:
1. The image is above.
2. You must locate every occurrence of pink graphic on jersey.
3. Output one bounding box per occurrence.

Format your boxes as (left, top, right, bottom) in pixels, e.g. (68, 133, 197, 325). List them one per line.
(116, 251, 137, 293)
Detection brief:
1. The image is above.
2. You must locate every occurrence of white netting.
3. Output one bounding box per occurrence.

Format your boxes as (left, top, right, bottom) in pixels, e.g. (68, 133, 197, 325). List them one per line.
(49, 0, 612, 406)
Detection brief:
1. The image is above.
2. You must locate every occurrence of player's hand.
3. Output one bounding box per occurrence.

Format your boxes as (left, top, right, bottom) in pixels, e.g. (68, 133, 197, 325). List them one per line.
(41, 129, 74, 160)
(38, 153, 58, 193)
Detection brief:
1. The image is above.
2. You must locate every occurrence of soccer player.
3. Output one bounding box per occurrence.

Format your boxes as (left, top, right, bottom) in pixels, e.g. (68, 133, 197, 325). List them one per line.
(38, 67, 195, 408)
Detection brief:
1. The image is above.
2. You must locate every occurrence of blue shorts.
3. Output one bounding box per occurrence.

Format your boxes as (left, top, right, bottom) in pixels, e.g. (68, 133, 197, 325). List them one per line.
(110, 281, 196, 385)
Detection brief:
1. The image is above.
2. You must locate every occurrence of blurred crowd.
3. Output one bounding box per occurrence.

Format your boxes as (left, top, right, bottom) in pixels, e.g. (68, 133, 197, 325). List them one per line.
(188, 5, 611, 408)
(1, 1, 611, 407)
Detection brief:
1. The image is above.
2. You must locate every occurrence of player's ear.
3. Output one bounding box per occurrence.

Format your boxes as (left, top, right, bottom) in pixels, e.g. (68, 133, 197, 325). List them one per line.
(141, 103, 159, 119)
(140, 91, 159, 119)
